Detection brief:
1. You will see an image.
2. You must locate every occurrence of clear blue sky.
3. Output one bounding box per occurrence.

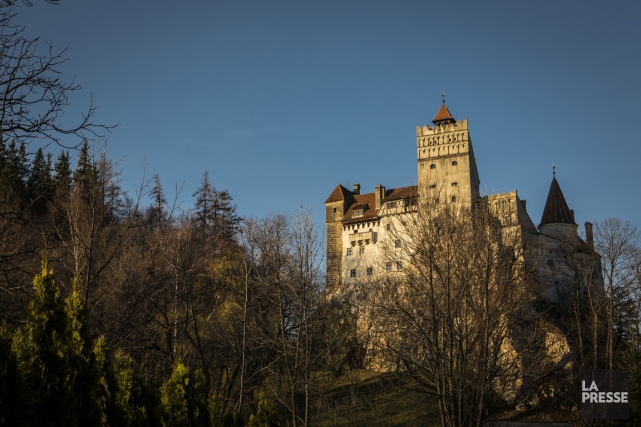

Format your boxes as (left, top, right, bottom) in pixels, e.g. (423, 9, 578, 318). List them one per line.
(21, 0, 641, 230)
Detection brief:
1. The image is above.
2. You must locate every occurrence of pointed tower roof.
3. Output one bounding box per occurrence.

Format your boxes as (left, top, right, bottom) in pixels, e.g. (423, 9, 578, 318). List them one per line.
(432, 97, 455, 125)
(325, 184, 353, 204)
(539, 176, 575, 227)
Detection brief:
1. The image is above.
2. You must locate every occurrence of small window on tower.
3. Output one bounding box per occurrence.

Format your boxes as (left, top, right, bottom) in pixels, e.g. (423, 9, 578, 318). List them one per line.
(452, 196, 456, 202)
(395, 240, 401, 248)
(367, 267, 373, 275)
(451, 182, 458, 187)
(350, 269, 356, 278)
(347, 248, 352, 256)
(430, 164, 436, 169)
(435, 198, 440, 204)
(386, 223, 391, 230)
(430, 184, 436, 189)
(385, 262, 392, 271)
(359, 246, 365, 254)
(452, 161, 458, 166)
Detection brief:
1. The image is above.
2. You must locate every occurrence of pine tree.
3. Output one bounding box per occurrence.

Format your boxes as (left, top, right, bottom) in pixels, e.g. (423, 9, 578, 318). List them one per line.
(13, 260, 103, 427)
(73, 140, 98, 199)
(160, 361, 208, 427)
(149, 174, 167, 229)
(193, 171, 217, 231)
(54, 150, 72, 196)
(112, 350, 161, 427)
(247, 392, 279, 427)
(13, 259, 77, 427)
(27, 148, 53, 214)
(0, 325, 30, 427)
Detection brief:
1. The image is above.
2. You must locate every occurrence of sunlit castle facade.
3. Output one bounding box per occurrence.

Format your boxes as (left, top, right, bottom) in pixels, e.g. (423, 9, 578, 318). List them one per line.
(324, 100, 602, 309)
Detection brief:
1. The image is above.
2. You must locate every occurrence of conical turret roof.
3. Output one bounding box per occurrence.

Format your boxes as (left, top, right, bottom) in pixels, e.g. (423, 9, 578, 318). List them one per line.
(432, 102, 455, 124)
(539, 177, 575, 227)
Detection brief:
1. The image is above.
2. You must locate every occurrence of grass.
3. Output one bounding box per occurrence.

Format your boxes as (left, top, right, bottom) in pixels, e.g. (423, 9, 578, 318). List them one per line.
(309, 370, 441, 427)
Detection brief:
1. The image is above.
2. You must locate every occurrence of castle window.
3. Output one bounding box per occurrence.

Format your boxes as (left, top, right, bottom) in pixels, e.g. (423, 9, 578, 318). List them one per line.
(386, 223, 391, 230)
(359, 246, 365, 254)
(347, 248, 352, 256)
(435, 198, 439, 204)
(395, 239, 401, 248)
(367, 267, 373, 276)
(452, 161, 458, 166)
(451, 182, 458, 187)
(430, 184, 436, 189)
(350, 269, 356, 278)
(333, 207, 337, 213)
(353, 209, 363, 218)
(397, 262, 403, 270)
(451, 196, 456, 202)
(385, 262, 392, 271)
(430, 164, 436, 169)
(387, 202, 397, 209)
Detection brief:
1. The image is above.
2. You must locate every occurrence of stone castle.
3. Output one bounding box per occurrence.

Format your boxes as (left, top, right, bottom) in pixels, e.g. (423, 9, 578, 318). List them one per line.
(324, 100, 603, 309)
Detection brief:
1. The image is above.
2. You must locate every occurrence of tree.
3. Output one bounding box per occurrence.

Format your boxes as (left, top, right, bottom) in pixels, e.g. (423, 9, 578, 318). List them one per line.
(247, 392, 280, 427)
(365, 200, 538, 427)
(160, 361, 208, 427)
(0, 1, 114, 149)
(0, 324, 29, 427)
(12, 259, 103, 427)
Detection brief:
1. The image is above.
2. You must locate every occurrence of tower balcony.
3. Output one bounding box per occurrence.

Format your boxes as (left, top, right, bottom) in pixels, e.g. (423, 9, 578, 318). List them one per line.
(349, 231, 374, 245)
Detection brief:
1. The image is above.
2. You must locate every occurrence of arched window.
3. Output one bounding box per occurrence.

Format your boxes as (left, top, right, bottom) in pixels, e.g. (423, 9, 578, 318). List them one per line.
(452, 161, 458, 166)
(430, 164, 436, 169)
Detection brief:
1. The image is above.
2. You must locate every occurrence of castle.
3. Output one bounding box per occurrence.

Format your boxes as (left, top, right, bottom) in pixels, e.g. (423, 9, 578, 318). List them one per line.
(324, 100, 602, 309)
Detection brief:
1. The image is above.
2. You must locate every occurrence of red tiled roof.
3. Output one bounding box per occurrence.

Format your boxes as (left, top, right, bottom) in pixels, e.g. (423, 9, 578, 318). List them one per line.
(382, 185, 418, 202)
(539, 177, 575, 227)
(432, 103, 455, 124)
(341, 185, 418, 224)
(325, 184, 353, 204)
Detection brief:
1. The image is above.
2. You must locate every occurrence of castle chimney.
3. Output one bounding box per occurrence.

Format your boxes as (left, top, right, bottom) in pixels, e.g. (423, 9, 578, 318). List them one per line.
(375, 184, 385, 209)
(520, 199, 527, 211)
(585, 222, 594, 249)
(353, 183, 360, 195)
(570, 209, 575, 223)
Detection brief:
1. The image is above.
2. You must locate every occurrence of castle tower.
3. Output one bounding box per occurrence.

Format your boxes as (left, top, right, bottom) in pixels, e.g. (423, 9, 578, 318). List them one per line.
(416, 100, 480, 207)
(538, 173, 578, 239)
(324, 184, 354, 293)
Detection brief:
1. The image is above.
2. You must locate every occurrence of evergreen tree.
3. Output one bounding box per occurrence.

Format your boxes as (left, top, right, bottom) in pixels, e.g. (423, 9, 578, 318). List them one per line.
(210, 399, 243, 427)
(0, 325, 30, 427)
(193, 171, 217, 231)
(193, 171, 240, 243)
(27, 148, 54, 214)
(110, 349, 161, 427)
(247, 392, 279, 427)
(13, 260, 102, 427)
(0, 140, 29, 201)
(73, 140, 98, 198)
(13, 259, 77, 427)
(148, 174, 167, 229)
(160, 361, 208, 427)
(54, 150, 72, 196)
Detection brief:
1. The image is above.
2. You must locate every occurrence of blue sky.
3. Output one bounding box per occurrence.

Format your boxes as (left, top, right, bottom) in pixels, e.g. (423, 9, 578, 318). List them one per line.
(20, 0, 641, 230)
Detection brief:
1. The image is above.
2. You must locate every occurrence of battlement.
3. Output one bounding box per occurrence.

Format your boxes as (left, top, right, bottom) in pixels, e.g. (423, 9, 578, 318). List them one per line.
(416, 118, 468, 137)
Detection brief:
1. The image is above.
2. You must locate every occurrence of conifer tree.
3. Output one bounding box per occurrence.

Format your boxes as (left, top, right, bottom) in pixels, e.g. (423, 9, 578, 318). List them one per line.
(13, 259, 77, 426)
(13, 260, 103, 427)
(54, 150, 72, 196)
(110, 349, 162, 427)
(247, 392, 279, 427)
(27, 148, 53, 214)
(0, 325, 30, 427)
(160, 361, 208, 427)
(73, 140, 98, 199)
(149, 173, 167, 229)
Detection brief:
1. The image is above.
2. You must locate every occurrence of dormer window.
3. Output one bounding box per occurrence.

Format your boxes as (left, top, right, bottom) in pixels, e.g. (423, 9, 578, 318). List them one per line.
(387, 201, 397, 209)
(353, 209, 363, 218)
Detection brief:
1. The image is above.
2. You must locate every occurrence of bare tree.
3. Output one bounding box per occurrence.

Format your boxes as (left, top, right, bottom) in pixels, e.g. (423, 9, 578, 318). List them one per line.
(0, 1, 115, 149)
(365, 200, 539, 427)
